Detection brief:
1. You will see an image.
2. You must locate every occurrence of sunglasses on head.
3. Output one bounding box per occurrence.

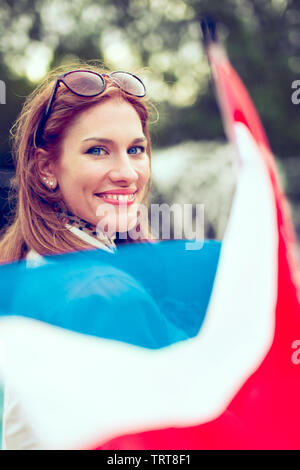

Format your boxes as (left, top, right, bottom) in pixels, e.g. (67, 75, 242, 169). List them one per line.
(34, 70, 146, 147)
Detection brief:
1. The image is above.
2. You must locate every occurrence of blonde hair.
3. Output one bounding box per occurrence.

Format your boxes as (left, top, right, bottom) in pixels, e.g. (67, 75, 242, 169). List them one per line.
(0, 61, 153, 263)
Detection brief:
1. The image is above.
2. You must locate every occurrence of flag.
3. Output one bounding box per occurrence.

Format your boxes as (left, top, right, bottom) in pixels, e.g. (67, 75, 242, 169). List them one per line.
(0, 23, 300, 450)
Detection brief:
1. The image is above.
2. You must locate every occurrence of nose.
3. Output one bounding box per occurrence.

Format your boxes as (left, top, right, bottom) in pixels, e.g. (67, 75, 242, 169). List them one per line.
(108, 153, 138, 186)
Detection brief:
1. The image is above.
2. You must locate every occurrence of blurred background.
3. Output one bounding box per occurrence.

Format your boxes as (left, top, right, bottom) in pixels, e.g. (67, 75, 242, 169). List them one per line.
(0, 0, 299, 446)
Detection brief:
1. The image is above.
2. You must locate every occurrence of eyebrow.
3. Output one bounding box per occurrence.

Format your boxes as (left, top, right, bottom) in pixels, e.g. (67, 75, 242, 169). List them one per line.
(82, 137, 147, 144)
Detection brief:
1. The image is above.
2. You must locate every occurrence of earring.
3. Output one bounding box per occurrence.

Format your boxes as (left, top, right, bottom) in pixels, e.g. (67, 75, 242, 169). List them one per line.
(42, 177, 55, 188)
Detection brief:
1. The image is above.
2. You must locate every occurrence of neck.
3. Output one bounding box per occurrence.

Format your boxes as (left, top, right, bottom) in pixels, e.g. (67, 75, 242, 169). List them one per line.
(52, 202, 116, 251)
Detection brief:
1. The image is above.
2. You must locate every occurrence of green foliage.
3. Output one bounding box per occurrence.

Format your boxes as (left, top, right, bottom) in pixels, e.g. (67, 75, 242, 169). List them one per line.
(0, 0, 299, 168)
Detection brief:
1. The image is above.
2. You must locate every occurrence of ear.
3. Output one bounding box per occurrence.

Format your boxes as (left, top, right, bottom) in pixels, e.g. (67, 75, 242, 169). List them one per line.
(35, 148, 58, 190)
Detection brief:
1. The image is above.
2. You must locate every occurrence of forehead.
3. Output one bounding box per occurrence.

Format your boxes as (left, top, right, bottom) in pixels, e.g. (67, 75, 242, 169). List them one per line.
(65, 97, 144, 140)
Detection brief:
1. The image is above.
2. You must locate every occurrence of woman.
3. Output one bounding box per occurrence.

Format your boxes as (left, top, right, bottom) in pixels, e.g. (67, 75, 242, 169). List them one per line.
(0, 63, 220, 449)
(0, 64, 152, 263)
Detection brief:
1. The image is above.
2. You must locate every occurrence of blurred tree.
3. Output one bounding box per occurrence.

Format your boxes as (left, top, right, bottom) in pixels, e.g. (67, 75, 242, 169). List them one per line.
(0, 0, 299, 161)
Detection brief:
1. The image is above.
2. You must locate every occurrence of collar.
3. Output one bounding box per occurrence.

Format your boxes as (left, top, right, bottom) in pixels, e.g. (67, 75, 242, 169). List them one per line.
(53, 202, 116, 253)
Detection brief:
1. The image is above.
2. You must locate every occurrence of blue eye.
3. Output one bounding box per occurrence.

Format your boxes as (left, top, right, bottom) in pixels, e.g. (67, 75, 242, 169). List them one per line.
(128, 146, 145, 155)
(86, 147, 107, 156)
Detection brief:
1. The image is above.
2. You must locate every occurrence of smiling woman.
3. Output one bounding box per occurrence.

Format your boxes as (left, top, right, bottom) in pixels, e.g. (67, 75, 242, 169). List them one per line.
(0, 64, 153, 262)
(42, 98, 150, 236)
(0, 63, 157, 449)
(0, 58, 223, 451)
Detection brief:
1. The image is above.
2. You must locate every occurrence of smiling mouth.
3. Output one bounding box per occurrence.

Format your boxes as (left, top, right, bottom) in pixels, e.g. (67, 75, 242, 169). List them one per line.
(95, 192, 137, 205)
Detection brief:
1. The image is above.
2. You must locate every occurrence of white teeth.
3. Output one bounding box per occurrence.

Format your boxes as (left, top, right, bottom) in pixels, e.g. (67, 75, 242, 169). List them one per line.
(98, 193, 135, 201)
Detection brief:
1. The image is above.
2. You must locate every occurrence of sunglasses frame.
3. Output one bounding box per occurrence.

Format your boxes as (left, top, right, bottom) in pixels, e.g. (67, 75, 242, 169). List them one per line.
(34, 70, 146, 147)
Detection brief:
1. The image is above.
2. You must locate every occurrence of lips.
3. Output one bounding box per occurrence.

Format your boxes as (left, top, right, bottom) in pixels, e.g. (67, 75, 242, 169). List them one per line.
(97, 189, 138, 195)
(95, 189, 137, 205)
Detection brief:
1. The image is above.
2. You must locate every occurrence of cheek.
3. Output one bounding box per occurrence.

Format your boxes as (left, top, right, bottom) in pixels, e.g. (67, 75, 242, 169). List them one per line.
(138, 157, 151, 186)
(60, 170, 86, 195)
(59, 162, 104, 193)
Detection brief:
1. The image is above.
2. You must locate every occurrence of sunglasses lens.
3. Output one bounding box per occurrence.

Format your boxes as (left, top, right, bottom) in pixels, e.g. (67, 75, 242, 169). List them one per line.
(109, 72, 146, 97)
(64, 71, 105, 96)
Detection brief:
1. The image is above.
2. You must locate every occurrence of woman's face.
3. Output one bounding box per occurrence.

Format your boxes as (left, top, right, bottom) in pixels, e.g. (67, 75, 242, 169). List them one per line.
(51, 97, 150, 235)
